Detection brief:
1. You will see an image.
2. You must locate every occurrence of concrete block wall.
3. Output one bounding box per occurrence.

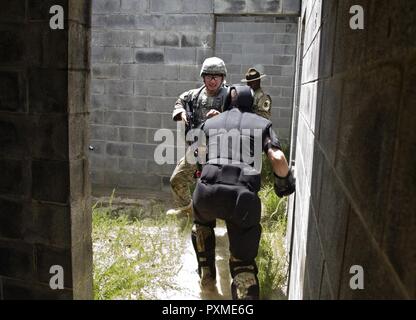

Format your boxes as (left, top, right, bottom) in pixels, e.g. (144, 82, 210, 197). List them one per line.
(0, 1, 93, 299)
(90, 0, 300, 194)
(288, 0, 415, 299)
(216, 15, 297, 141)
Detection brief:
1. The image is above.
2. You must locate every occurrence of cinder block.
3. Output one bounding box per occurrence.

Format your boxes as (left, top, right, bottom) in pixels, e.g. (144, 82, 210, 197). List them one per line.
(281, 87, 294, 97)
(146, 80, 165, 96)
(134, 112, 162, 128)
(28, 69, 67, 113)
(135, 48, 164, 64)
(119, 127, 147, 143)
(165, 15, 213, 32)
(109, 95, 147, 111)
(242, 44, 264, 54)
(92, 79, 105, 94)
(103, 47, 133, 63)
(90, 170, 105, 185)
(284, 44, 297, 55)
(242, 54, 273, 65)
(275, 34, 297, 45)
(146, 97, 175, 112)
(120, 64, 147, 79)
(0, 71, 25, 112)
(32, 202, 71, 248)
(135, 15, 165, 30)
(264, 65, 282, 76)
(179, 65, 200, 81)
(282, 0, 300, 15)
(221, 43, 243, 54)
(90, 110, 104, 124)
(102, 30, 135, 47)
(151, 0, 182, 13)
(144, 64, 179, 81)
(0, 0, 26, 22)
(0, 159, 25, 196)
(128, 173, 161, 190)
(121, 0, 148, 13)
(105, 14, 136, 29)
(132, 143, 157, 160)
(92, 15, 106, 28)
(147, 162, 176, 176)
(134, 80, 148, 96)
(181, 33, 213, 48)
(92, 0, 120, 14)
(119, 158, 147, 173)
(105, 80, 134, 95)
(90, 125, 118, 141)
(214, 0, 246, 14)
(152, 32, 180, 47)
(31, 114, 69, 161)
(0, 198, 25, 240)
(106, 142, 131, 157)
(196, 48, 214, 64)
(104, 111, 133, 126)
(274, 55, 295, 66)
(246, 0, 281, 14)
(32, 160, 69, 203)
(182, 0, 213, 13)
(305, 210, 324, 299)
(164, 81, 197, 98)
(216, 33, 233, 43)
(272, 75, 294, 87)
(165, 48, 196, 65)
(0, 240, 34, 281)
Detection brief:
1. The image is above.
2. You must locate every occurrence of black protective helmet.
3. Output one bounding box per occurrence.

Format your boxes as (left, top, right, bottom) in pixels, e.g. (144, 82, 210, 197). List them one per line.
(224, 84, 254, 112)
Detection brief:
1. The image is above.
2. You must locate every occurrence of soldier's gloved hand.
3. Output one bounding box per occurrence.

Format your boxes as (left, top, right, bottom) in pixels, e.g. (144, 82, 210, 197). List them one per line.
(274, 167, 296, 197)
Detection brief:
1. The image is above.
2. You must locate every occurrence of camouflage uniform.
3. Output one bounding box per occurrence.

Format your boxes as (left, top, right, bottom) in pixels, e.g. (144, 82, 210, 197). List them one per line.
(252, 88, 272, 120)
(170, 85, 229, 208)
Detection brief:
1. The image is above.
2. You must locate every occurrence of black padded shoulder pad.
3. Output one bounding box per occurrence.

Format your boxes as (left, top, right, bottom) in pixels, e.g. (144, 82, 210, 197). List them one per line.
(263, 124, 281, 153)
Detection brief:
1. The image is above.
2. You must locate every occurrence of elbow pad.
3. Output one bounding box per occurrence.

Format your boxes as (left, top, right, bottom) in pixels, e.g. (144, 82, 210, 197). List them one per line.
(274, 167, 296, 197)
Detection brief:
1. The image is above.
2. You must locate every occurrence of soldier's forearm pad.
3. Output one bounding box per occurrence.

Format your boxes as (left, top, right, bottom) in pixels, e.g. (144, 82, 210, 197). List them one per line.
(274, 168, 296, 197)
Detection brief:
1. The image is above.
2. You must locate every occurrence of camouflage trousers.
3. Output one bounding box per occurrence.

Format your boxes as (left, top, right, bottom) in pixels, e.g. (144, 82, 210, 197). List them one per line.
(169, 147, 197, 207)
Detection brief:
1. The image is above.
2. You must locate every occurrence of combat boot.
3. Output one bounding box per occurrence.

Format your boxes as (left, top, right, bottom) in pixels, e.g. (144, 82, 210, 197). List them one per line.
(191, 224, 216, 287)
(166, 202, 193, 218)
(230, 258, 259, 300)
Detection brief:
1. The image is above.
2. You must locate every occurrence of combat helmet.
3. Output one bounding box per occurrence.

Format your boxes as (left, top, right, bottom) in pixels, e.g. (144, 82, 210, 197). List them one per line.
(200, 57, 227, 77)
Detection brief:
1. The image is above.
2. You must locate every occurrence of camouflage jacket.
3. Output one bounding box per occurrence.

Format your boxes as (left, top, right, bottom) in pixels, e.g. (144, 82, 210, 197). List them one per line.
(172, 85, 229, 128)
(253, 88, 272, 120)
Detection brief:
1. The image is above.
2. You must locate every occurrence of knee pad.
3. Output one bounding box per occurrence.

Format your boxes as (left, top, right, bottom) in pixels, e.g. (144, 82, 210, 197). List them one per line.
(191, 224, 216, 280)
(232, 188, 261, 228)
(230, 258, 259, 300)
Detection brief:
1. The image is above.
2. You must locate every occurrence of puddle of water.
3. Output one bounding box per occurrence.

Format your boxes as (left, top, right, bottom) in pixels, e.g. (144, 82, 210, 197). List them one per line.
(154, 226, 232, 300)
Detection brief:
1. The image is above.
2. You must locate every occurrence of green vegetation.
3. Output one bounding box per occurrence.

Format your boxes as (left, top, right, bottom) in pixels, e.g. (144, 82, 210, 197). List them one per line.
(92, 190, 192, 300)
(257, 147, 290, 300)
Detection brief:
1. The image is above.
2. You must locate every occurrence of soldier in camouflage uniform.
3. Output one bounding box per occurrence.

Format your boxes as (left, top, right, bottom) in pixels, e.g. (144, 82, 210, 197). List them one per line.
(241, 68, 272, 120)
(166, 57, 229, 217)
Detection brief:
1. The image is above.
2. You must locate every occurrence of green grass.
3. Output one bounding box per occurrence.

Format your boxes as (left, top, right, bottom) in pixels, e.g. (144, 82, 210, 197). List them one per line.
(92, 190, 192, 300)
(256, 149, 289, 300)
